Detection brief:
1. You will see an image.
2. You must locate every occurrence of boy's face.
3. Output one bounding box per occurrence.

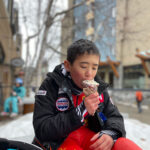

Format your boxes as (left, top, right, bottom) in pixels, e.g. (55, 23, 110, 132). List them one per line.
(15, 83, 20, 87)
(64, 53, 100, 89)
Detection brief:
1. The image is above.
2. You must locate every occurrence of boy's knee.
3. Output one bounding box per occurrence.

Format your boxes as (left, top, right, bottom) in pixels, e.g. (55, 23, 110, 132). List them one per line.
(112, 137, 142, 150)
(58, 139, 83, 150)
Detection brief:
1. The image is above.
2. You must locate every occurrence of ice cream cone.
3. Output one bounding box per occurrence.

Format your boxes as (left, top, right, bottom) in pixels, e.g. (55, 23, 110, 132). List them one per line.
(82, 80, 99, 96)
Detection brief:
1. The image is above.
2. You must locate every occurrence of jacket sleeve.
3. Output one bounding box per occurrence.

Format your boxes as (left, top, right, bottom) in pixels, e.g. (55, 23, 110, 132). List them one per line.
(19, 87, 26, 98)
(33, 78, 82, 143)
(102, 90, 126, 137)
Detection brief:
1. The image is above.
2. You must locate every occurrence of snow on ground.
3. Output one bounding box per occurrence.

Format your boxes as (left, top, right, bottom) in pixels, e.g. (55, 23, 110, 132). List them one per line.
(124, 118, 150, 149)
(0, 113, 34, 143)
(0, 113, 150, 150)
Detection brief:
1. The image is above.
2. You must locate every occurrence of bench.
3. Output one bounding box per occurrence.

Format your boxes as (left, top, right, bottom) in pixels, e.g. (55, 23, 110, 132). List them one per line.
(19, 97, 35, 114)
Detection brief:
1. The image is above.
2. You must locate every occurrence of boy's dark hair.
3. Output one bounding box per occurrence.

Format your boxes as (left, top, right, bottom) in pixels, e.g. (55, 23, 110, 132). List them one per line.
(67, 39, 100, 64)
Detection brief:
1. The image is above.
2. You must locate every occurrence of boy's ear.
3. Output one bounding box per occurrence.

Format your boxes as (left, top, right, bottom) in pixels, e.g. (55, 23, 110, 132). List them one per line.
(64, 60, 70, 72)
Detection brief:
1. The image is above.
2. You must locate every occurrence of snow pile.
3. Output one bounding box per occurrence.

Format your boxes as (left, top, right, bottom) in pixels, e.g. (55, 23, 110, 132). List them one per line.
(0, 113, 150, 149)
(125, 118, 150, 150)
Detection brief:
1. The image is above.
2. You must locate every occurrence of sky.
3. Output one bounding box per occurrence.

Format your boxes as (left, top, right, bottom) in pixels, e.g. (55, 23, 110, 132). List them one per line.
(0, 112, 150, 149)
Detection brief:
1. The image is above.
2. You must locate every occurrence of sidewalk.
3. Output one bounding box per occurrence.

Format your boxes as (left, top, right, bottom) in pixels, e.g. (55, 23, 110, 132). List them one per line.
(0, 114, 23, 126)
(116, 102, 150, 125)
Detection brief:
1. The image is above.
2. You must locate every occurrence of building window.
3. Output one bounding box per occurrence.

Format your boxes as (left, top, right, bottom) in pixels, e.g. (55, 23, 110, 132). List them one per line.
(3, 71, 9, 84)
(0, 43, 5, 64)
(124, 65, 145, 88)
(99, 72, 105, 81)
(109, 72, 114, 87)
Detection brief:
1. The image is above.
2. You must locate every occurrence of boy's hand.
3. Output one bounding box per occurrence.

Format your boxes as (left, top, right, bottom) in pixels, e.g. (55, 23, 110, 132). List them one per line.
(17, 96, 22, 103)
(90, 133, 114, 150)
(84, 92, 100, 116)
(12, 91, 17, 96)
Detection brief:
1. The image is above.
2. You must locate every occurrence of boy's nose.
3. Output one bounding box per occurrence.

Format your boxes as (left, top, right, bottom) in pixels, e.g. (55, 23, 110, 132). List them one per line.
(85, 69, 93, 79)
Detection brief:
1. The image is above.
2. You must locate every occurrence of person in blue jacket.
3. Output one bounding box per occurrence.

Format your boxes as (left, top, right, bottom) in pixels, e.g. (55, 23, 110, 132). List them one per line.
(1, 77, 26, 117)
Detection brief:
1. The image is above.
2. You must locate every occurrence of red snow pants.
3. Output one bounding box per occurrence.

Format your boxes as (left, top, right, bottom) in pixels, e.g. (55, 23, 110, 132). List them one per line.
(58, 126, 142, 150)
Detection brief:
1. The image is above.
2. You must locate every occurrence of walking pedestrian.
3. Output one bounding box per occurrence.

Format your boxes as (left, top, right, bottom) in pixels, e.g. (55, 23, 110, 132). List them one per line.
(135, 90, 143, 113)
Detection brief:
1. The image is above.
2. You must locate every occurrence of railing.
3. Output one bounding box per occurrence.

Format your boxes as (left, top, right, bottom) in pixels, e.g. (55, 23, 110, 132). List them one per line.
(108, 88, 150, 105)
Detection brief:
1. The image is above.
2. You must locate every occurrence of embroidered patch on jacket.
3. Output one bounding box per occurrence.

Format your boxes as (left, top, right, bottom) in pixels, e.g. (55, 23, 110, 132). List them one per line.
(82, 96, 85, 101)
(58, 88, 65, 94)
(56, 97, 69, 111)
(36, 90, 47, 95)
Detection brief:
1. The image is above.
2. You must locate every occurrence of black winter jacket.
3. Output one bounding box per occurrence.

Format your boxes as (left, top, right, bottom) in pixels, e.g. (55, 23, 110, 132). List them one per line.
(33, 64, 126, 149)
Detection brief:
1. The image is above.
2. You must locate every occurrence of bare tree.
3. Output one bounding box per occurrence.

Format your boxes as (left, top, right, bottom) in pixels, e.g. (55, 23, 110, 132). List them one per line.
(19, 0, 86, 89)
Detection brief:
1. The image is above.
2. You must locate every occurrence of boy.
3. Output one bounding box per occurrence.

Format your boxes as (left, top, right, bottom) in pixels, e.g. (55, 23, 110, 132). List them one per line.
(33, 39, 141, 150)
(1, 77, 26, 117)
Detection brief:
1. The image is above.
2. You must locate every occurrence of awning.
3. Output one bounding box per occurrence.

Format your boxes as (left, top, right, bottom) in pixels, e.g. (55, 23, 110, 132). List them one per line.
(135, 49, 150, 77)
(99, 56, 120, 78)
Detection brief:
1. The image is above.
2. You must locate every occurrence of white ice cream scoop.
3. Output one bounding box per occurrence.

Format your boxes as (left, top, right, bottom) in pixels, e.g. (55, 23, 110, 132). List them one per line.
(82, 80, 99, 96)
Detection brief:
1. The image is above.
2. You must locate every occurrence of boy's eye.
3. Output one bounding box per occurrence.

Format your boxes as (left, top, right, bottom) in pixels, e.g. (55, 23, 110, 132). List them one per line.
(81, 66, 87, 69)
(92, 67, 97, 70)
(92, 66, 98, 70)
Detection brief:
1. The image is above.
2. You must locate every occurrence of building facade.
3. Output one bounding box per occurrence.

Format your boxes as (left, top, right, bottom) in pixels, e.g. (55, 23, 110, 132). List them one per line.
(61, 0, 150, 89)
(116, 0, 150, 89)
(0, 0, 22, 103)
(61, 0, 118, 87)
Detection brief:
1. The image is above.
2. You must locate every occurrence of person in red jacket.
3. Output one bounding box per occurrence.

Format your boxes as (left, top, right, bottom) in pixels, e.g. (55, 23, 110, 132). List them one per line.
(32, 39, 142, 150)
(135, 90, 143, 113)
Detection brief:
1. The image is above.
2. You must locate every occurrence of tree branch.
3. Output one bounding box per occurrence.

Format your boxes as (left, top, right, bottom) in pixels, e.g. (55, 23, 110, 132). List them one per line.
(53, 0, 85, 19)
(45, 43, 67, 56)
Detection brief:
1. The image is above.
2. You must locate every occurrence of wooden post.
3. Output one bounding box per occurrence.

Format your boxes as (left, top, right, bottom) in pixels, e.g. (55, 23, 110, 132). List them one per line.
(107, 56, 119, 78)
